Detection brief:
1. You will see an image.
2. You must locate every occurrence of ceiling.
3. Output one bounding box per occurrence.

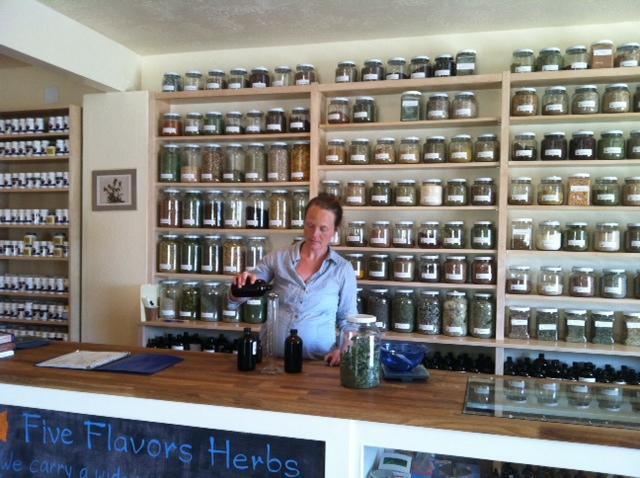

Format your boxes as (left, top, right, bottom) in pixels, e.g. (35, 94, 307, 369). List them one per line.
(37, 0, 640, 55)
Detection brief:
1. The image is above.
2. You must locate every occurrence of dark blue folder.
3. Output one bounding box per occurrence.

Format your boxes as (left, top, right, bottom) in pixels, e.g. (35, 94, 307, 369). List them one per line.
(95, 354, 182, 375)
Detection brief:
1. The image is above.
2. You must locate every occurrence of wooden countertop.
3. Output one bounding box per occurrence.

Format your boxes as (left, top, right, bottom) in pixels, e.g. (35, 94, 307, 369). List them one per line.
(0, 342, 638, 449)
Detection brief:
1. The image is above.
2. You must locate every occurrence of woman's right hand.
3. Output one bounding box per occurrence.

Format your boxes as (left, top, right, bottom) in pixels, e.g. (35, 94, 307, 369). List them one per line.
(233, 271, 258, 288)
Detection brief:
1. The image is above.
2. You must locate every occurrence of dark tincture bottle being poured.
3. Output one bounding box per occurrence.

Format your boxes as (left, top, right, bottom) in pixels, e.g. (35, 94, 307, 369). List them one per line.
(284, 329, 303, 373)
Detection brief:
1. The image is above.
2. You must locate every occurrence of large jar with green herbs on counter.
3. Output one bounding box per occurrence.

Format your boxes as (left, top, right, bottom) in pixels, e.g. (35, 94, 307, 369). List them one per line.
(340, 314, 381, 389)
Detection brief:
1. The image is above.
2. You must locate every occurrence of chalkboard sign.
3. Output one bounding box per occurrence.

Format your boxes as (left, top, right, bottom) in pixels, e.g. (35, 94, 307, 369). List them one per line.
(0, 405, 325, 477)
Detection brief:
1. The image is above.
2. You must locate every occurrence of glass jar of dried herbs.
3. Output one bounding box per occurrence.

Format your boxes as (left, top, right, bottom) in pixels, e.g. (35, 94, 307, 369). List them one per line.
(339, 315, 381, 389)
(443, 291, 467, 337)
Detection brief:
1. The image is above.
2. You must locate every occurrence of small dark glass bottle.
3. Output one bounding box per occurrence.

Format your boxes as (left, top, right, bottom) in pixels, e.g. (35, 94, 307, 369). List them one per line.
(284, 329, 303, 373)
(237, 327, 257, 371)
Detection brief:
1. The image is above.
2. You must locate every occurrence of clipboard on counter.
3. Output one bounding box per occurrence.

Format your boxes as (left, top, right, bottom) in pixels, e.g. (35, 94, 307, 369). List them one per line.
(36, 350, 183, 375)
(37, 350, 132, 370)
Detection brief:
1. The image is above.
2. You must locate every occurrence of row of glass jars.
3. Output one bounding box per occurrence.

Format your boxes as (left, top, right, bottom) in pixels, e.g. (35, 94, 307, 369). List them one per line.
(508, 175, 640, 206)
(506, 265, 640, 299)
(510, 42, 639, 73)
(160, 108, 310, 136)
(509, 219, 640, 253)
(345, 253, 496, 285)
(511, 84, 640, 116)
(161, 64, 317, 92)
(322, 177, 497, 207)
(334, 52, 477, 83)
(360, 288, 493, 337)
(157, 234, 269, 275)
(158, 279, 267, 324)
(158, 189, 308, 230)
(511, 130, 640, 161)
(325, 134, 499, 165)
(159, 142, 310, 183)
(506, 306, 640, 346)
(341, 220, 496, 250)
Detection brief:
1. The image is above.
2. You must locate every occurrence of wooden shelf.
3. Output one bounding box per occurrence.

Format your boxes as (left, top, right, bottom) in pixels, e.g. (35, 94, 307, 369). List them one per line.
(156, 132, 310, 143)
(356, 280, 495, 290)
(317, 162, 499, 171)
(156, 181, 309, 189)
(509, 159, 640, 168)
(509, 112, 640, 125)
(318, 73, 503, 95)
(506, 250, 638, 259)
(509, 66, 640, 87)
(0, 256, 68, 262)
(0, 188, 69, 194)
(155, 273, 232, 281)
(344, 205, 498, 212)
(140, 320, 261, 332)
(321, 117, 500, 132)
(501, 338, 640, 357)
(0, 318, 68, 327)
(155, 84, 314, 103)
(0, 132, 68, 140)
(0, 224, 68, 230)
(155, 227, 302, 235)
(383, 331, 499, 348)
(333, 246, 495, 254)
(0, 291, 68, 299)
(0, 155, 69, 162)
(507, 205, 640, 212)
(505, 294, 640, 307)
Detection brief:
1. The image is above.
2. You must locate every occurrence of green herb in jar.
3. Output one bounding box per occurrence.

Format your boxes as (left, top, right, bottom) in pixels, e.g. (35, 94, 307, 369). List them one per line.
(340, 335, 380, 388)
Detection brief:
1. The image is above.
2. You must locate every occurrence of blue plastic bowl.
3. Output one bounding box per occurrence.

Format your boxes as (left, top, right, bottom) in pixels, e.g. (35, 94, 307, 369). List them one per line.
(380, 342, 426, 372)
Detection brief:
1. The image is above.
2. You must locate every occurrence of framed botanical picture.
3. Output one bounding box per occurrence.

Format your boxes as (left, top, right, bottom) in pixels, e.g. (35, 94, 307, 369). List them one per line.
(92, 169, 137, 211)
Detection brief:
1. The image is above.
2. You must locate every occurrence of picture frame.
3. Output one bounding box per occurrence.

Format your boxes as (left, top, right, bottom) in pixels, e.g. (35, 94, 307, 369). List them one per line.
(92, 169, 137, 211)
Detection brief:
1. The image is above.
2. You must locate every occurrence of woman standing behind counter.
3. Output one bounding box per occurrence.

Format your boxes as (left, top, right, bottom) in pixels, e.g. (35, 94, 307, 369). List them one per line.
(231, 194, 358, 365)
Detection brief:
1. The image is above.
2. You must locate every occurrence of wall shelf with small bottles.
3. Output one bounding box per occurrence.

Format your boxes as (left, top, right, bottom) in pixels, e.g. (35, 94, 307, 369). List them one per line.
(0, 106, 81, 342)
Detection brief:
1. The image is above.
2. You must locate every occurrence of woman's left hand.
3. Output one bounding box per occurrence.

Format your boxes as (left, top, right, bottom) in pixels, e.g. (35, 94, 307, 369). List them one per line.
(324, 349, 341, 367)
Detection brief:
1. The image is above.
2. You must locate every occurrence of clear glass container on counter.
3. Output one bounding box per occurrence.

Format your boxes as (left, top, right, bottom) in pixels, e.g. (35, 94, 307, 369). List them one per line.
(201, 235, 222, 274)
(506, 265, 532, 294)
(158, 189, 181, 227)
(223, 190, 245, 229)
(369, 221, 391, 248)
(159, 280, 180, 320)
(222, 236, 245, 276)
(223, 143, 245, 182)
(339, 315, 381, 389)
(392, 290, 416, 333)
(537, 266, 563, 296)
(418, 221, 442, 248)
(269, 190, 290, 229)
(335, 61, 358, 83)
(373, 137, 396, 164)
(443, 291, 468, 337)
(511, 132, 537, 161)
(157, 234, 179, 273)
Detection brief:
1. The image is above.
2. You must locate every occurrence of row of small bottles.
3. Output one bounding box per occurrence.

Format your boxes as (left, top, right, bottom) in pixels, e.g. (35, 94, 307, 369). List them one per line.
(509, 219, 640, 253)
(324, 133, 498, 165)
(321, 176, 497, 207)
(159, 141, 310, 183)
(424, 351, 495, 373)
(158, 189, 309, 229)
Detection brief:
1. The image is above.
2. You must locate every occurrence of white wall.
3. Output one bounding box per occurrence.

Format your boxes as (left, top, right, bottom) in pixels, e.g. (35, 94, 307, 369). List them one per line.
(81, 91, 150, 345)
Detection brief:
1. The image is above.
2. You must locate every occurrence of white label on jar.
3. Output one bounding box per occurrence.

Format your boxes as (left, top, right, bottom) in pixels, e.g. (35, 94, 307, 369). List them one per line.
(223, 265, 238, 273)
(368, 270, 385, 278)
(226, 126, 240, 134)
(451, 152, 468, 160)
(542, 284, 561, 294)
(161, 310, 175, 318)
(291, 171, 304, 179)
(473, 194, 492, 203)
(184, 84, 198, 91)
(203, 219, 215, 226)
(393, 237, 408, 245)
(628, 194, 640, 201)
(245, 172, 259, 180)
(206, 82, 221, 90)
(420, 237, 436, 245)
(571, 62, 588, 69)
(394, 322, 411, 330)
(593, 48, 613, 56)
(292, 219, 304, 227)
(604, 286, 621, 295)
(443, 237, 459, 245)
(160, 173, 174, 180)
(595, 320, 613, 328)
(223, 173, 235, 180)
(445, 272, 463, 281)
(542, 236, 561, 249)
(621, 60, 639, 67)
(402, 100, 419, 107)
(296, 79, 310, 85)
(473, 328, 491, 335)
(267, 172, 280, 180)
(435, 70, 451, 77)
(545, 103, 564, 112)
(325, 154, 340, 163)
(572, 385, 589, 393)
(608, 101, 628, 110)
(545, 148, 562, 157)
(371, 195, 387, 202)
(386, 73, 400, 80)
(179, 311, 193, 318)
(290, 121, 304, 130)
(511, 319, 528, 326)
(203, 125, 217, 133)
(162, 127, 177, 135)
(411, 72, 426, 79)
(246, 125, 260, 133)
(269, 219, 283, 227)
(354, 111, 369, 119)
(159, 218, 171, 225)
(541, 194, 560, 202)
(335, 74, 350, 82)
(351, 154, 366, 162)
(567, 319, 585, 326)
(422, 197, 442, 206)
(570, 185, 590, 192)
(455, 108, 471, 117)
(457, 62, 475, 70)
(375, 153, 390, 161)
(575, 148, 593, 157)
(201, 173, 213, 180)
(246, 219, 259, 227)
(428, 110, 446, 119)
(347, 235, 361, 242)
(396, 195, 412, 204)
(223, 309, 236, 317)
(576, 100, 596, 110)
(346, 196, 364, 204)
(363, 73, 379, 81)
(631, 146, 640, 153)
(163, 85, 176, 92)
(597, 193, 615, 201)
(182, 218, 195, 226)
(477, 151, 494, 159)
(538, 324, 557, 331)
(446, 326, 463, 334)
(509, 283, 528, 291)
(598, 240, 617, 249)
(201, 265, 214, 272)
(252, 82, 266, 88)
(400, 153, 416, 162)
(370, 237, 387, 245)
(375, 322, 385, 329)
(542, 64, 559, 71)
(267, 124, 282, 131)
(421, 271, 437, 280)
(246, 299, 262, 306)
(515, 149, 532, 157)
(200, 312, 215, 320)
(158, 263, 172, 271)
(516, 104, 534, 113)
(447, 194, 464, 202)
(180, 264, 193, 271)
(228, 82, 241, 89)
(419, 324, 435, 332)
(632, 240, 640, 247)
(604, 147, 622, 154)
(627, 322, 640, 329)
(272, 80, 284, 87)
(511, 193, 530, 201)
(185, 125, 199, 133)
(394, 271, 412, 279)
(181, 173, 196, 181)
(573, 286, 592, 294)
(473, 236, 491, 245)
(424, 152, 441, 160)
(515, 65, 532, 73)
(328, 113, 342, 121)
(224, 219, 238, 227)
(475, 273, 492, 280)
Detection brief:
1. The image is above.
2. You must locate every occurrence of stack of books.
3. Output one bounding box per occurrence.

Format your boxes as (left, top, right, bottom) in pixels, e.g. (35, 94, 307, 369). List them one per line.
(0, 332, 16, 359)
